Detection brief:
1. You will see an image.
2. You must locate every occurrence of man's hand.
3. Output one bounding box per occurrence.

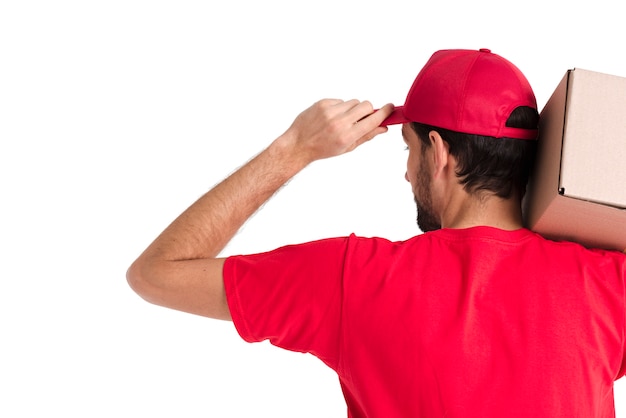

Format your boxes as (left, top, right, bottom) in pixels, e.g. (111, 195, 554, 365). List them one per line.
(277, 99, 394, 166)
(127, 99, 393, 320)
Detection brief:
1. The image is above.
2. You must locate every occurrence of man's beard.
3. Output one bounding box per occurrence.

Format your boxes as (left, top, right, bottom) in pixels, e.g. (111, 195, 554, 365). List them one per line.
(415, 196, 441, 232)
(414, 163, 441, 232)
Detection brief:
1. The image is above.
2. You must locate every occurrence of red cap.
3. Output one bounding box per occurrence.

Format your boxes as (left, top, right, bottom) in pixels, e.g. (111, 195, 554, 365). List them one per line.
(381, 48, 538, 140)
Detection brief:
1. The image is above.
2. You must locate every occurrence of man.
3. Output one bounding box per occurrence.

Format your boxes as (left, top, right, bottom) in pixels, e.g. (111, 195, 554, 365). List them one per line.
(127, 49, 626, 417)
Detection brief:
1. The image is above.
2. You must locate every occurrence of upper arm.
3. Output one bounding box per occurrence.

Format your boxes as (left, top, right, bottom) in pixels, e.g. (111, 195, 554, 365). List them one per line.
(222, 239, 348, 366)
(126, 257, 231, 321)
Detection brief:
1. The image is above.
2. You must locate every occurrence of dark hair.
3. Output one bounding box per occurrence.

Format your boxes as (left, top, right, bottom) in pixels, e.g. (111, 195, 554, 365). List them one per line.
(411, 106, 539, 199)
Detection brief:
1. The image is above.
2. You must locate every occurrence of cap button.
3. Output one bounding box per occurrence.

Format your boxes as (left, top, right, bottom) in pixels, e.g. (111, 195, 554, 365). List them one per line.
(479, 48, 491, 53)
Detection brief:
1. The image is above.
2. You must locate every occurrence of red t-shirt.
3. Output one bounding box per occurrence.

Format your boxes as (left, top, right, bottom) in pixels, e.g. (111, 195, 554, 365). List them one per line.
(224, 227, 626, 417)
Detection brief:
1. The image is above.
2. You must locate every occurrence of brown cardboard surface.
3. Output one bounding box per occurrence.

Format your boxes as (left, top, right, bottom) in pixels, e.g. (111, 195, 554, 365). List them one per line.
(560, 69, 626, 207)
(523, 69, 626, 251)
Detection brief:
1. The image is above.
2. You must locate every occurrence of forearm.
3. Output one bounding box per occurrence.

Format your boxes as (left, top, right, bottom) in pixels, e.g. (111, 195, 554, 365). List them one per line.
(138, 133, 308, 263)
(137, 99, 392, 263)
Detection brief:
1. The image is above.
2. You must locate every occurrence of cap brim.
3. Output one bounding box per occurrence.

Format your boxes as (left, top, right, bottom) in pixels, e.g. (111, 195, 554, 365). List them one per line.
(380, 106, 409, 126)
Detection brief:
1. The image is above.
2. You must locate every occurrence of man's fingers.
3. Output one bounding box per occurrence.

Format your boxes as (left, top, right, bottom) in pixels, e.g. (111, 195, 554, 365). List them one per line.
(288, 99, 394, 161)
(322, 98, 361, 116)
(352, 103, 395, 133)
(349, 100, 375, 119)
(321, 99, 394, 128)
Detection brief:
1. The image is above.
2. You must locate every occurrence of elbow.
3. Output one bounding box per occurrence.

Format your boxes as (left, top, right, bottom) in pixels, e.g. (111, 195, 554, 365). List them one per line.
(126, 258, 159, 304)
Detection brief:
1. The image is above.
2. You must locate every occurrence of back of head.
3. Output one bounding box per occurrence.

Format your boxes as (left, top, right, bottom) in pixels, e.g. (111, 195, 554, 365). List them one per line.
(411, 106, 538, 199)
(383, 48, 539, 198)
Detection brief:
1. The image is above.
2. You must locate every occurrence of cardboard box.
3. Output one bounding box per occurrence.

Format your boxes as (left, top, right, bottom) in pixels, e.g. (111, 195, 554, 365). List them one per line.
(523, 68, 626, 251)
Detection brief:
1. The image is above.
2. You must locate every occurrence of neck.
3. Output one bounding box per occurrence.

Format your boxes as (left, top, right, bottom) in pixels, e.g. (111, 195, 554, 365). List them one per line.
(440, 191, 524, 231)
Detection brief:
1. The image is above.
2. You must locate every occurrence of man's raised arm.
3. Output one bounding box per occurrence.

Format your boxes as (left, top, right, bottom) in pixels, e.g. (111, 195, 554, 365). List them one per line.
(126, 99, 394, 320)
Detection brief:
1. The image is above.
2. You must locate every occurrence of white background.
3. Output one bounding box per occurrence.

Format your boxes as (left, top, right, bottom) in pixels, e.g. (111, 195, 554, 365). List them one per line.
(2, 1, 625, 416)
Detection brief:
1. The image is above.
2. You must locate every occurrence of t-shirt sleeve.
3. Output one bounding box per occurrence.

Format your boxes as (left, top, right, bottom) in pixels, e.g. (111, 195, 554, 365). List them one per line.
(223, 236, 350, 370)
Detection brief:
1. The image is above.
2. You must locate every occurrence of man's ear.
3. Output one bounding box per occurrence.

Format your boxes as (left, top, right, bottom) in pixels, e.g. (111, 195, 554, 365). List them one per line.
(429, 130, 451, 179)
